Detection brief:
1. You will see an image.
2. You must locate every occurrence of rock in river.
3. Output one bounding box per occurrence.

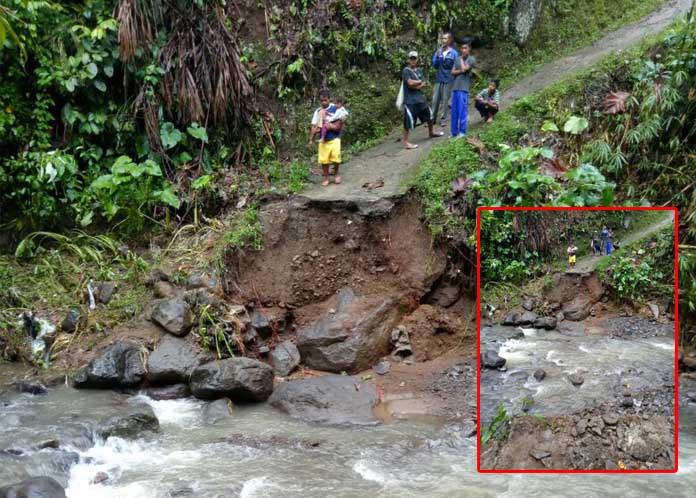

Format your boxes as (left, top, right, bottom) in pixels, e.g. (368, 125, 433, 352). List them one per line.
(297, 288, 401, 373)
(533, 369, 546, 381)
(146, 383, 191, 400)
(481, 350, 506, 369)
(147, 335, 206, 385)
(533, 316, 557, 330)
(268, 375, 379, 426)
(98, 405, 159, 439)
(73, 341, 145, 389)
(568, 373, 584, 386)
(270, 340, 301, 377)
(562, 297, 592, 321)
(0, 477, 67, 498)
(151, 298, 193, 336)
(190, 357, 274, 402)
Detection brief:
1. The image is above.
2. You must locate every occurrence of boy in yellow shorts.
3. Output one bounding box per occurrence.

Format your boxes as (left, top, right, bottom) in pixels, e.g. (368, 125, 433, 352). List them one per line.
(567, 242, 578, 268)
(309, 90, 345, 186)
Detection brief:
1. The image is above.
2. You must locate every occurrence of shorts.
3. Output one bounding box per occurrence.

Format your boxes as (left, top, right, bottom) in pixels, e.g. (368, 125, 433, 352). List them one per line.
(404, 102, 432, 129)
(318, 138, 341, 165)
(569, 255, 576, 264)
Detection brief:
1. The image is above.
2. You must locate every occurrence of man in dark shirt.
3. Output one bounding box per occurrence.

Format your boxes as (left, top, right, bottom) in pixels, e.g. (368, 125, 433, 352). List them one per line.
(431, 32, 458, 134)
(402, 51, 436, 150)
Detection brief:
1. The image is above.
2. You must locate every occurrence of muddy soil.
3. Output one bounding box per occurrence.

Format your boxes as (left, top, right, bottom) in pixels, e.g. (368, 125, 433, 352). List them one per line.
(481, 413, 674, 470)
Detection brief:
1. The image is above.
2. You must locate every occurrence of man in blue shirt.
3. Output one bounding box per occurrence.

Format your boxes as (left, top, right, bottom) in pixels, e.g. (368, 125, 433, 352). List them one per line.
(431, 32, 458, 134)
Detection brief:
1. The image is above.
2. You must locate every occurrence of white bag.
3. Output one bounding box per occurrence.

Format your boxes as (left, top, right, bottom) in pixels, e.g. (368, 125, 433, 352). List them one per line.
(396, 83, 404, 111)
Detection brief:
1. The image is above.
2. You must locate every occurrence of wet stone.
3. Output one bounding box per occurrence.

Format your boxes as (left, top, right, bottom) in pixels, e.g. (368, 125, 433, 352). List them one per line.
(529, 448, 551, 460)
(533, 369, 546, 381)
(603, 413, 619, 426)
(374, 361, 391, 375)
(568, 373, 584, 386)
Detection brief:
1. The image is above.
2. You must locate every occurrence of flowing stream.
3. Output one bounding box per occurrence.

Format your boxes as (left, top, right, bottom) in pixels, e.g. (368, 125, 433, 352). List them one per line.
(1, 384, 695, 497)
(480, 323, 675, 423)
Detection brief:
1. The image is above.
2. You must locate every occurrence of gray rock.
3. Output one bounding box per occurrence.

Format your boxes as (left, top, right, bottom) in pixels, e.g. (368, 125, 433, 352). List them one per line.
(460, 420, 477, 438)
(529, 448, 551, 460)
(96, 282, 117, 304)
(0, 477, 66, 498)
(17, 381, 47, 395)
(91, 472, 109, 485)
(576, 419, 587, 436)
(517, 311, 538, 325)
(521, 397, 533, 412)
(201, 398, 232, 424)
(509, 0, 544, 46)
(522, 299, 535, 311)
(481, 350, 506, 369)
(250, 307, 287, 338)
(297, 289, 401, 373)
(622, 397, 634, 408)
(602, 413, 619, 426)
(502, 312, 519, 326)
(555, 311, 565, 322)
(147, 336, 205, 385)
(268, 375, 379, 426)
(533, 369, 546, 381)
(73, 341, 145, 389)
(271, 340, 301, 377)
(568, 373, 584, 386)
(562, 297, 592, 321)
(61, 309, 81, 333)
(374, 361, 390, 375)
(647, 302, 660, 320)
(533, 316, 557, 330)
(98, 406, 159, 439)
(186, 272, 211, 290)
(146, 384, 191, 400)
(38, 439, 59, 450)
(153, 281, 176, 298)
(151, 298, 192, 336)
(190, 358, 274, 402)
(428, 284, 460, 308)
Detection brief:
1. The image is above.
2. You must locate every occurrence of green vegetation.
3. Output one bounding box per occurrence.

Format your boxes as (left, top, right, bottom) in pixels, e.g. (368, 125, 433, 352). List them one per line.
(481, 404, 511, 445)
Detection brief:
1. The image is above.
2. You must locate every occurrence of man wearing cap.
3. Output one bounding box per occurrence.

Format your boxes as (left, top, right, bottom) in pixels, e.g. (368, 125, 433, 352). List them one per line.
(431, 31, 458, 134)
(402, 51, 437, 150)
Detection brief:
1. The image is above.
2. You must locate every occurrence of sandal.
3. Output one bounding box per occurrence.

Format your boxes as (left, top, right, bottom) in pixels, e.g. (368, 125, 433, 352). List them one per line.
(405, 143, 419, 150)
(321, 179, 330, 187)
(334, 175, 342, 184)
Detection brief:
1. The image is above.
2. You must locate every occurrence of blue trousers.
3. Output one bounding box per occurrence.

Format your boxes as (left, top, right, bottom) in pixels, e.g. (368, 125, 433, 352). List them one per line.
(451, 90, 469, 136)
(606, 241, 612, 255)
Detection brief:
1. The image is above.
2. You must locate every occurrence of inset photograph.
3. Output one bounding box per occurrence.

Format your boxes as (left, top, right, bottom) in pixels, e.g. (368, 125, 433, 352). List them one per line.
(477, 207, 677, 471)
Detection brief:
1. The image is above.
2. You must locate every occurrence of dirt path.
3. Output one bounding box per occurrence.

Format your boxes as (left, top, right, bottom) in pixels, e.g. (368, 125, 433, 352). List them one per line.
(300, 0, 692, 214)
(567, 210, 675, 274)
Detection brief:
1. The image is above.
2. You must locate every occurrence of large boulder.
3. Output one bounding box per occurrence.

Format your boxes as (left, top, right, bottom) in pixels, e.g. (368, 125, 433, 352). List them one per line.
(151, 298, 192, 336)
(562, 297, 592, 321)
(190, 358, 274, 402)
(508, 0, 543, 46)
(517, 311, 538, 325)
(97, 405, 159, 439)
(147, 336, 206, 385)
(73, 341, 145, 389)
(297, 289, 402, 373)
(250, 307, 287, 338)
(146, 383, 191, 400)
(0, 477, 66, 498)
(481, 350, 506, 369)
(268, 375, 379, 426)
(533, 316, 557, 330)
(270, 340, 301, 377)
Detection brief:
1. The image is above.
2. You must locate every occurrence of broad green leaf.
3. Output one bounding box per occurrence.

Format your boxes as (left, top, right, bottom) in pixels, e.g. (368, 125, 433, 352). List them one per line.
(160, 122, 183, 149)
(187, 122, 208, 143)
(103, 65, 114, 77)
(192, 174, 212, 190)
(563, 116, 589, 135)
(541, 121, 559, 132)
(94, 80, 107, 91)
(86, 62, 98, 78)
(156, 187, 180, 208)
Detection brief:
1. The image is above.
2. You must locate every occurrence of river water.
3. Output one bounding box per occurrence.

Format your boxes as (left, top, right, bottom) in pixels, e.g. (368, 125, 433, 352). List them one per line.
(1, 385, 695, 497)
(480, 323, 675, 423)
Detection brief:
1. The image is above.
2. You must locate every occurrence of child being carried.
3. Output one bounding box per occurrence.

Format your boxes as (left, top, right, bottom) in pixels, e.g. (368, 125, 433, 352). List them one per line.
(320, 96, 349, 142)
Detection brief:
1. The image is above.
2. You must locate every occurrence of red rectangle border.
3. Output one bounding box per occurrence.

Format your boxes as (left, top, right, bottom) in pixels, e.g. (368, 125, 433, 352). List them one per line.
(475, 205, 679, 474)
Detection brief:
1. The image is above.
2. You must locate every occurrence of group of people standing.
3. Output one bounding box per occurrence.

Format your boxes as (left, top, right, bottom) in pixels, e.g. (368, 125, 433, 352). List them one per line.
(307, 31, 502, 185)
(567, 226, 615, 268)
(401, 32, 500, 149)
